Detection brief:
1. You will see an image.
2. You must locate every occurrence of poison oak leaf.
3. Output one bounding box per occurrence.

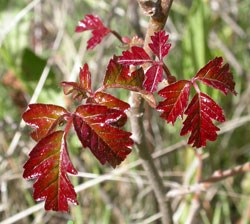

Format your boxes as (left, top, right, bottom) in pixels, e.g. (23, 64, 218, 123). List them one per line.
(118, 31, 171, 92)
(143, 64, 163, 92)
(118, 46, 152, 65)
(61, 82, 86, 101)
(180, 93, 225, 148)
(61, 64, 92, 101)
(79, 63, 91, 91)
(22, 104, 68, 141)
(86, 92, 129, 127)
(149, 30, 171, 60)
(157, 80, 191, 124)
(104, 58, 144, 91)
(23, 131, 78, 212)
(75, 14, 111, 49)
(194, 57, 237, 95)
(73, 105, 133, 168)
(88, 92, 130, 111)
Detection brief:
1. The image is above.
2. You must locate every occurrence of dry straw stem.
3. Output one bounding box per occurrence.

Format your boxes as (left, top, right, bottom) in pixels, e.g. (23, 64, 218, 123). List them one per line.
(167, 162, 250, 198)
(130, 1, 174, 224)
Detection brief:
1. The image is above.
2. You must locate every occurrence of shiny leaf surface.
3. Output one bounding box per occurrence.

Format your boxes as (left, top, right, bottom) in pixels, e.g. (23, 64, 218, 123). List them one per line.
(88, 92, 130, 111)
(22, 104, 67, 141)
(118, 31, 171, 92)
(194, 57, 237, 95)
(143, 64, 163, 92)
(73, 105, 133, 167)
(157, 80, 191, 124)
(23, 131, 78, 211)
(180, 93, 225, 148)
(103, 58, 144, 91)
(117, 46, 152, 65)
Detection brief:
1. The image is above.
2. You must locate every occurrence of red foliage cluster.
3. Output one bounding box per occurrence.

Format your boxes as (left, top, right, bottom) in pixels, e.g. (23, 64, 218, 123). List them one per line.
(23, 61, 135, 211)
(22, 14, 236, 211)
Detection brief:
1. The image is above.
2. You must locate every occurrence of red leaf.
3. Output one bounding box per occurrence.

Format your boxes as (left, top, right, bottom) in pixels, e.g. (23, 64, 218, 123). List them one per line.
(61, 64, 92, 101)
(75, 14, 111, 49)
(180, 93, 225, 148)
(194, 57, 237, 95)
(79, 63, 91, 91)
(143, 64, 163, 92)
(88, 92, 130, 111)
(157, 80, 191, 124)
(117, 46, 152, 65)
(103, 58, 144, 92)
(73, 105, 133, 167)
(86, 92, 129, 127)
(149, 31, 171, 60)
(117, 31, 172, 93)
(23, 131, 78, 211)
(22, 104, 67, 141)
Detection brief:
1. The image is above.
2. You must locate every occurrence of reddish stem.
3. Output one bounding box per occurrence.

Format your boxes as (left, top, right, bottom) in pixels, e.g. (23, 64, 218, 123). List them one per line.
(163, 63, 176, 84)
(192, 80, 201, 93)
(111, 30, 127, 44)
(64, 113, 73, 136)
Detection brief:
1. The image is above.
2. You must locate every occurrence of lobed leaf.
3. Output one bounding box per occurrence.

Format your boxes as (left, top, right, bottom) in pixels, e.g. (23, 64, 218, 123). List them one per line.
(180, 93, 225, 148)
(73, 105, 133, 168)
(75, 14, 111, 49)
(23, 131, 78, 212)
(157, 80, 191, 124)
(143, 64, 163, 92)
(117, 31, 172, 93)
(117, 46, 152, 65)
(103, 58, 144, 91)
(22, 104, 67, 141)
(149, 31, 171, 60)
(194, 57, 237, 95)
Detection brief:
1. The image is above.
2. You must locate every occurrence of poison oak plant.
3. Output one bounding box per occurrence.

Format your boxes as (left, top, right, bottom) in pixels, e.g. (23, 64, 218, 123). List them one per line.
(22, 13, 236, 212)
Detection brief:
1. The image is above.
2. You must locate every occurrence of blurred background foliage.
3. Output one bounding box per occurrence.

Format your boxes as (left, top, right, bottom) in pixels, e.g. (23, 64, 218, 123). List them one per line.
(0, 0, 250, 223)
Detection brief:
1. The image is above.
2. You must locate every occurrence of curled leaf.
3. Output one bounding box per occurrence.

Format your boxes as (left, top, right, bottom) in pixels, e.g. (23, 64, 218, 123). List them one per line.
(61, 64, 92, 101)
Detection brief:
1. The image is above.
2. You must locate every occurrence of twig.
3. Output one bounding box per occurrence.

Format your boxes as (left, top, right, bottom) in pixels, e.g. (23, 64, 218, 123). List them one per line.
(0, 203, 44, 224)
(141, 212, 161, 224)
(167, 162, 250, 198)
(131, 1, 174, 224)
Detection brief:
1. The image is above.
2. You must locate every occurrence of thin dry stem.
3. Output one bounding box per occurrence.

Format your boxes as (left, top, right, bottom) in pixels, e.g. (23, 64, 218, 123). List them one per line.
(167, 162, 250, 198)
